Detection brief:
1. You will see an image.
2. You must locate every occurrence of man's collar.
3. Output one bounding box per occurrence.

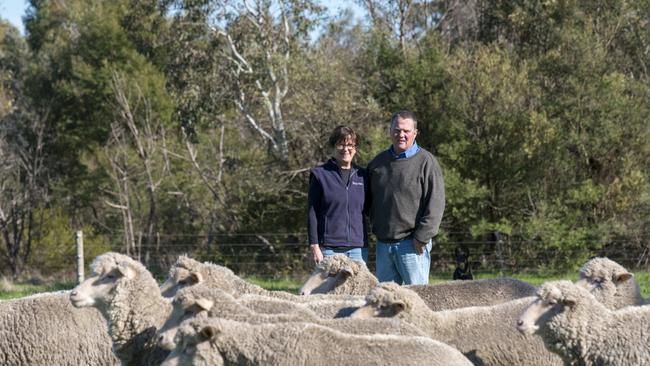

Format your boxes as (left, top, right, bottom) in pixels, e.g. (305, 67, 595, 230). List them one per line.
(389, 141, 420, 159)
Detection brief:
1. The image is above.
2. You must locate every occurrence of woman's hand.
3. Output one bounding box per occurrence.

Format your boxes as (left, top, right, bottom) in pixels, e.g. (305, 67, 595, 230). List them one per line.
(310, 244, 323, 264)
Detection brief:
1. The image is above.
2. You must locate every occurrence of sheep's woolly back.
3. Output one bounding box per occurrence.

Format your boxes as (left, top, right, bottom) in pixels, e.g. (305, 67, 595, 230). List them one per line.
(577, 257, 644, 309)
(165, 318, 473, 366)
(238, 293, 365, 318)
(0, 291, 119, 365)
(535, 280, 650, 365)
(407, 277, 537, 311)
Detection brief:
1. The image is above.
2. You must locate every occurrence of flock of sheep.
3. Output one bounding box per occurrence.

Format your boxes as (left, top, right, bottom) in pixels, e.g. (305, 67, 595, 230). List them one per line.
(1, 252, 648, 365)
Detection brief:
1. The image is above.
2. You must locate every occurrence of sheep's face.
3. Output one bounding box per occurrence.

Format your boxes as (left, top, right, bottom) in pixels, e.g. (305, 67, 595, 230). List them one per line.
(299, 264, 353, 295)
(161, 267, 203, 298)
(350, 284, 407, 318)
(70, 263, 136, 308)
(575, 258, 636, 309)
(158, 296, 213, 350)
(517, 283, 575, 335)
(349, 300, 405, 318)
(161, 322, 225, 366)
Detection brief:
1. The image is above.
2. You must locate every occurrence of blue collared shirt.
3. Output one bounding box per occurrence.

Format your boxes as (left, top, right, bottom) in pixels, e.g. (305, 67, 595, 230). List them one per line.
(389, 141, 421, 159)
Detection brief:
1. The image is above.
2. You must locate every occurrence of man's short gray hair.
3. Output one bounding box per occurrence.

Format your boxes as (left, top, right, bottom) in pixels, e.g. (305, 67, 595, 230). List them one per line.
(390, 110, 418, 130)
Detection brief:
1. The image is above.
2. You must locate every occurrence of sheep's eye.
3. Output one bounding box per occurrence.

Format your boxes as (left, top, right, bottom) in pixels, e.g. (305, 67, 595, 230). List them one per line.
(105, 274, 116, 280)
(328, 271, 338, 277)
(548, 299, 557, 305)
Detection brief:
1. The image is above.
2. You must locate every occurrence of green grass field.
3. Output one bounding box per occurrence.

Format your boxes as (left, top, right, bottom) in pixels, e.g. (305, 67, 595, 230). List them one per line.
(2, 271, 649, 300)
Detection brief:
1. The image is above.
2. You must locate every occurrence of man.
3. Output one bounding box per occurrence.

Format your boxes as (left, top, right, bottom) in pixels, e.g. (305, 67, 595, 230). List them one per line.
(367, 110, 445, 285)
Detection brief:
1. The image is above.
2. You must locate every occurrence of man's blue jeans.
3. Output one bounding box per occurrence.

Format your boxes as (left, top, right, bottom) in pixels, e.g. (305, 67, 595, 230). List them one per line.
(375, 238, 432, 285)
(322, 246, 368, 264)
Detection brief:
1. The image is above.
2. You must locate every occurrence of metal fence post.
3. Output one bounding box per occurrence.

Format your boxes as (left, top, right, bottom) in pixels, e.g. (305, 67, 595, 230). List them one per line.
(76, 230, 84, 284)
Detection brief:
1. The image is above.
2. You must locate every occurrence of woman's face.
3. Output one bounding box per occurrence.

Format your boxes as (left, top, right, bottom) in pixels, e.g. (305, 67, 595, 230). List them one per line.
(333, 137, 356, 166)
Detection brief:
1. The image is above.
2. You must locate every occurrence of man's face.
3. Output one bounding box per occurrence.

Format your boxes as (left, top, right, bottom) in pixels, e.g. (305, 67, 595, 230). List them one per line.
(390, 117, 417, 155)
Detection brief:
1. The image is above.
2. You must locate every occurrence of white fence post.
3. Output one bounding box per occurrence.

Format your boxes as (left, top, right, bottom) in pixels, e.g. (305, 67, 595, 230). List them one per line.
(76, 230, 84, 284)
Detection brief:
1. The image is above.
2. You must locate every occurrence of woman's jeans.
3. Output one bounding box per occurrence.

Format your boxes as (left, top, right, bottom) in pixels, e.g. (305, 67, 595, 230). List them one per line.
(322, 246, 368, 264)
(375, 238, 432, 285)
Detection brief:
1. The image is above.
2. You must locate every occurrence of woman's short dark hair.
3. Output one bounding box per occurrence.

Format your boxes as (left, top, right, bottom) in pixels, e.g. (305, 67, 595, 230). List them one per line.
(328, 125, 359, 148)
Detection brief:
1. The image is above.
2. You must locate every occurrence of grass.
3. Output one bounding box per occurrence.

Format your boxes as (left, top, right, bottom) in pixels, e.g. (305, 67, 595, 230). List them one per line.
(0, 282, 75, 300)
(1, 272, 648, 300)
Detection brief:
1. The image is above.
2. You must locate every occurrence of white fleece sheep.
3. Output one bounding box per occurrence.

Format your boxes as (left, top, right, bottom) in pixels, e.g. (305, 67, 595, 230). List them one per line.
(299, 254, 379, 295)
(70, 252, 172, 366)
(236, 293, 365, 318)
(162, 317, 474, 366)
(160, 255, 363, 303)
(351, 282, 564, 365)
(299, 254, 537, 310)
(157, 284, 427, 350)
(0, 290, 119, 365)
(575, 257, 648, 309)
(517, 280, 650, 365)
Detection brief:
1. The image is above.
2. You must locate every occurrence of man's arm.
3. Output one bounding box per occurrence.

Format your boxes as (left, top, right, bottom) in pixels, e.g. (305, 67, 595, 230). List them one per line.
(413, 155, 445, 244)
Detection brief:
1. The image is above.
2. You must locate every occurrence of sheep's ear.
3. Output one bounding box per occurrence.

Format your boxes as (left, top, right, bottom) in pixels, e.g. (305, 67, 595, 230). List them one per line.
(187, 272, 203, 285)
(199, 325, 219, 341)
(115, 264, 136, 279)
(614, 272, 633, 284)
(340, 266, 355, 278)
(561, 296, 577, 307)
(195, 298, 214, 312)
(391, 301, 406, 314)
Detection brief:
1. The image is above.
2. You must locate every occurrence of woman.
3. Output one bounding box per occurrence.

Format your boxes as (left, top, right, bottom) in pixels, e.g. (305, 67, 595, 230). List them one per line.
(307, 125, 368, 264)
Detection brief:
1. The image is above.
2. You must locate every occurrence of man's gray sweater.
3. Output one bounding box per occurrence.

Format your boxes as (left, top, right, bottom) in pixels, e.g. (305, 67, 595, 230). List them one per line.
(367, 148, 445, 243)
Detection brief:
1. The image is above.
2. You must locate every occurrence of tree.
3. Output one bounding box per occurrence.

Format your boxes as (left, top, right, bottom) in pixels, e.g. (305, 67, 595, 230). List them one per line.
(0, 21, 51, 278)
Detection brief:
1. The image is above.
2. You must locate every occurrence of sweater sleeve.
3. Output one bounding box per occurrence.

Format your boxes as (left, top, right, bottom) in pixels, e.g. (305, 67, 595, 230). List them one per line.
(307, 171, 322, 245)
(413, 155, 445, 243)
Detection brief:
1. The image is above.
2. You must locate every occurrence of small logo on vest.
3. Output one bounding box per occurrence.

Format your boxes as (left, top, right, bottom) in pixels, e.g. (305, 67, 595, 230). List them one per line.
(352, 182, 363, 186)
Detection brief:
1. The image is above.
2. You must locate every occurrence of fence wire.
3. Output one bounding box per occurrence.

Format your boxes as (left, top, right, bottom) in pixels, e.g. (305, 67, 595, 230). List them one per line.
(7, 231, 649, 282)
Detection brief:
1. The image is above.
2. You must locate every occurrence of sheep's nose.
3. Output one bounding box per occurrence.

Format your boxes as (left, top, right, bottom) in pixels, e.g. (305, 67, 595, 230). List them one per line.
(516, 319, 524, 327)
(71, 290, 77, 296)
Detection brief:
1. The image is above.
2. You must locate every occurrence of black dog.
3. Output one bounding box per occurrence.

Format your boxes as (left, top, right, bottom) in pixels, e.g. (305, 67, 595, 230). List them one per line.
(453, 246, 474, 280)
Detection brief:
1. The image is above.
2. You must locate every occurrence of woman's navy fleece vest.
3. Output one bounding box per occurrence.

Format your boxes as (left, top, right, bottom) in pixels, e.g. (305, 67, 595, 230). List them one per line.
(307, 159, 368, 247)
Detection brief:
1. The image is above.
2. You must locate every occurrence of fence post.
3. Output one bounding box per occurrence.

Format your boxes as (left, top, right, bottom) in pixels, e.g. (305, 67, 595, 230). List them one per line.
(76, 230, 84, 284)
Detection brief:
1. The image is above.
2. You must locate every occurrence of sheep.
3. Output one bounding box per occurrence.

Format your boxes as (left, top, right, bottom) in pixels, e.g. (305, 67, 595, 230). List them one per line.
(299, 253, 537, 310)
(157, 284, 428, 350)
(517, 280, 650, 365)
(0, 290, 119, 365)
(299, 254, 379, 295)
(160, 254, 364, 303)
(408, 277, 538, 311)
(162, 317, 474, 366)
(236, 293, 365, 318)
(69, 252, 172, 366)
(350, 282, 564, 365)
(575, 257, 649, 309)
(160, 255, 265, 298)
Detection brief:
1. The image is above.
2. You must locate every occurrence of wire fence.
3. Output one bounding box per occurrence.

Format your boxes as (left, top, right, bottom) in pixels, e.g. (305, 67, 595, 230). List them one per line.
(9, 231, 649, 283)
(47, 231, 649, 282)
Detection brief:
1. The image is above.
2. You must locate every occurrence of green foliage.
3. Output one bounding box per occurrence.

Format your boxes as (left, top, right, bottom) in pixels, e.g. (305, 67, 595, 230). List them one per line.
(28, 207, 112, 275)
(1, 0, 648, 276)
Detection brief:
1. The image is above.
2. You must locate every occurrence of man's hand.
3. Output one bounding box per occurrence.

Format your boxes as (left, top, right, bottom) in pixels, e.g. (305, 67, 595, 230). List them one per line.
(310, 244, 323, 264)
(414, 239, 428, 255)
